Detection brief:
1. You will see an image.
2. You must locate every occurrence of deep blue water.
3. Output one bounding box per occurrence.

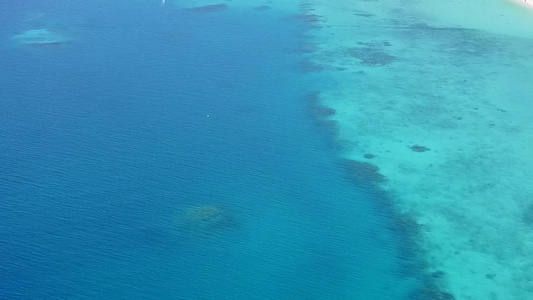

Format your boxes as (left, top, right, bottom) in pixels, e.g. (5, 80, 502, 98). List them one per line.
(0, 1, 417, 299)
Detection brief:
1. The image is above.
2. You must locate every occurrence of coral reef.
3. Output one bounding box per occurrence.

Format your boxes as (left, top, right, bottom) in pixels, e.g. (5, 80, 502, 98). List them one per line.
(188, 4, 228, 13)
(347, 47, 397, 66)
(181, 204, 232, 231)
(410, 145, 431, 152)
(522, 203, 533, 226)
(363, 153, 375, 159)
(298, 60, 325, 73)
(289, 13, 323, 30)
(338, 159, 386, 183)
(253, 5, 271, 12)
(291, 14, 322, 23)
(305, 91, 336, 117)
(295, 42, 319, 54)
(408, 284, 455, 300)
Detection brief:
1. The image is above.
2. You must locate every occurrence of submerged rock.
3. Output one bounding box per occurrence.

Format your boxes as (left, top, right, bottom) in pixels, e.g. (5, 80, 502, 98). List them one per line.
(188, 4, 228, 13)
(410, 145, 431, 152)
(180, 204, 233, 231)
(254, 5, 271, 11)
(347, 47, 397, 66)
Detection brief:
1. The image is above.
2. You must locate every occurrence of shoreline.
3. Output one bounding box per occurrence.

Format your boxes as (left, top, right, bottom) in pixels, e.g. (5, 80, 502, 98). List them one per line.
(511, 0, 533, 8)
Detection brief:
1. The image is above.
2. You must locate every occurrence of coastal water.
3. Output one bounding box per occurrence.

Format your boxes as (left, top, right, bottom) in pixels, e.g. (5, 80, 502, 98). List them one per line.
(295, 0, 533, 299)
(0, 1, 417, 299)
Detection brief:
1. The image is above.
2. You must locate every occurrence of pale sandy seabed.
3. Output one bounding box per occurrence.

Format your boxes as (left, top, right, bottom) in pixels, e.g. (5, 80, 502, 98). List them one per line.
(299, 0, 533, 299)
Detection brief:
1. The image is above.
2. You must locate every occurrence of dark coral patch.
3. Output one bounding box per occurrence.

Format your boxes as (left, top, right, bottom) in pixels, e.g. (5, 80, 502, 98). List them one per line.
(297, 60, 324, 73)
(294, 42, 318, 53)
(354, 12, 373, 17)
(388, 213, 423, 277)
(357, 41, 374, 47)
(410, 145, 430, 152)
(288, 13, 323, 30)
(304, 91, 336, 118)
(522, 203, 533, 226)
(319, 119, 340, 139)
(176, 204, 238, 238)
(408, 284, 455, 300)
(410, 22, 432, 30)
(431, 270, 445, 279)
(311, 106, 336, 117)
(253, 5, 271, 11)
(301, 92, 340, 147)
(363, 153, 375, 159)
(188, 4, 228, 13)
(304, 91, 321, 102)
(390, 214, 421, 236)
(338, 159, 386, 183)
(291, 14, 322, 23)
(347, 47, 397, 66)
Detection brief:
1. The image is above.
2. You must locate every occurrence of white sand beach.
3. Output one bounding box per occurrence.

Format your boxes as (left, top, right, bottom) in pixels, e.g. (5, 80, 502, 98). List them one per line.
(511, 0, 533, 9)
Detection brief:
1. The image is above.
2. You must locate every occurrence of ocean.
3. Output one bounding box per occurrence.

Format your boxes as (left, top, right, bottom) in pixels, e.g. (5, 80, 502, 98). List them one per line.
(0, 1, 430, 299)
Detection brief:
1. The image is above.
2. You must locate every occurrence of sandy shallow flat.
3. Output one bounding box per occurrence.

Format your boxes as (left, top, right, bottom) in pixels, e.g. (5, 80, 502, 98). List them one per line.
(301, 0, 533, 299)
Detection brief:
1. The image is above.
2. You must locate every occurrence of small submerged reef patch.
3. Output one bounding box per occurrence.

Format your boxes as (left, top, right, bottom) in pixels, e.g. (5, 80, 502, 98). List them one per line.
(291, 13, 322, 23)
(177, 203, 236, 235)
(312, 41, 397, 71)
(297, 60, 325, 73)
(305, 91, 336, 118)
(288, 9, 324, 31)
(347, 46, 397, 66)
(522, 203, 533, 226)
(302, 92, 339, 146)
(337, 158, 386, 184)
(353, 12, 374, 18)
(187, 3, 228, 13)
(363, 153, 375, 159)
(410, 145, 430, 152)
(253, 5, 271, 12)
(408, 283, 455, 300)
(294, 41, 319, 54)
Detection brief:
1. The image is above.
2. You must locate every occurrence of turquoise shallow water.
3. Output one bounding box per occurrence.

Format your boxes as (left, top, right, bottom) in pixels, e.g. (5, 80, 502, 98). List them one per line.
(0, 1, 430, 299)
(295, 0, 533, 298)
